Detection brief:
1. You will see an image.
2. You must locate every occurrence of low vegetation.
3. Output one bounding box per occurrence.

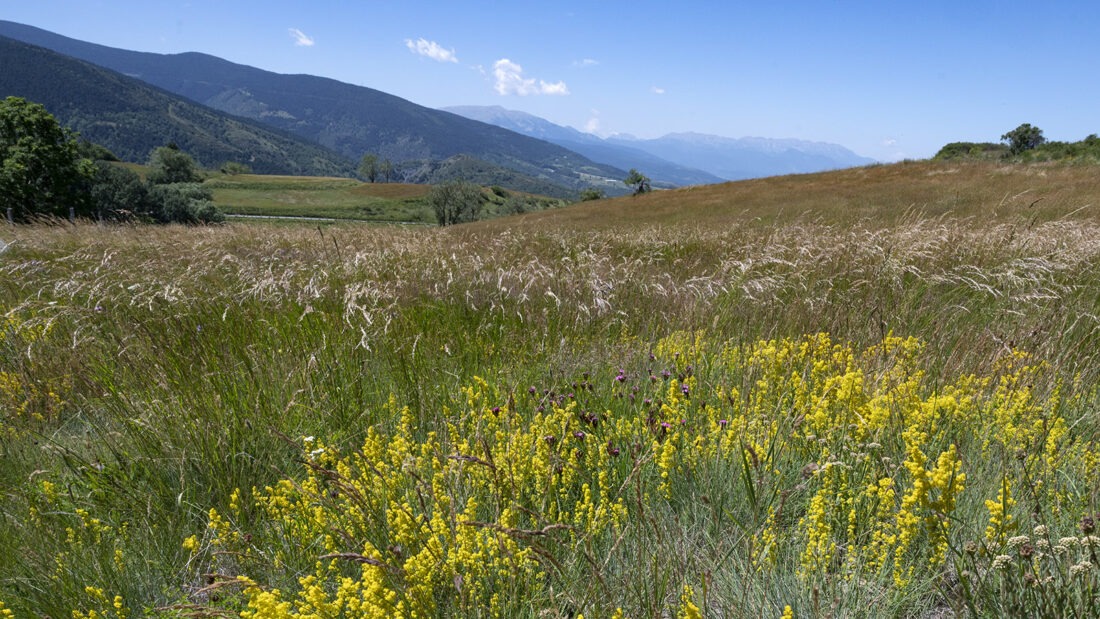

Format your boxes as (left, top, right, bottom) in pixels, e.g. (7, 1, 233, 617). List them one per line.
(935, 123, 1100, 165)
(3, 159, 1100, 616)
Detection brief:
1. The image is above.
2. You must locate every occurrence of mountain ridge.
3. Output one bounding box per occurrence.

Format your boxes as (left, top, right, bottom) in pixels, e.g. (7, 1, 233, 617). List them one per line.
(446, 105, 876, 182)
(606, 132, 876, 180)
(0, 20, 628, 196)
(0, 35, 355, 177)
(443, 105, 725, 187)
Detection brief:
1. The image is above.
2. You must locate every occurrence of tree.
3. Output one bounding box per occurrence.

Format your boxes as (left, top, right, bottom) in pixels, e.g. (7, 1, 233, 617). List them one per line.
(148, 183, 224, 224)
(623, 168, 651, 195)
(427, 180, 483, 226)
(89, 161, 154, 221)
(1001, 123, 1046, 155)
(220, 161, 251, 175)
(0, 96, 94, 220)
(142, 144, 223, 223)
(147, 144, 202, 184)
(359, 153, 379, 183)
(379, 158, 394, 183)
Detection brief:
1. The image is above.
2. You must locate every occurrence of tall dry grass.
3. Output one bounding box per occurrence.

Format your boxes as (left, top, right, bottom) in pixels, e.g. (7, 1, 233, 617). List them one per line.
(2, 160, 1100, 615)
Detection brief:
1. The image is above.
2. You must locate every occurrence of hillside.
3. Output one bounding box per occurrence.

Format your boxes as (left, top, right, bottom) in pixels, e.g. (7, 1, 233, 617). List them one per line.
(6, 156, 1100, 616)
(0, 20, 629, 195)
(484, 159, 1100, 230)
(0, 36, 354, 177)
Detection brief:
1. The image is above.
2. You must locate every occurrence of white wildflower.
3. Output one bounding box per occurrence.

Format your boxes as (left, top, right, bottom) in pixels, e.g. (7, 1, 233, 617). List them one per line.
(1070, 561, 1094, 576)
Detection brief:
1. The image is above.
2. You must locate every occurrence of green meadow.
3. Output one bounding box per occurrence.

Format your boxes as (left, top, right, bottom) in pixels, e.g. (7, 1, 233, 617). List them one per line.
(2, 160, 1100, 617)
(205, 175, 435, 222)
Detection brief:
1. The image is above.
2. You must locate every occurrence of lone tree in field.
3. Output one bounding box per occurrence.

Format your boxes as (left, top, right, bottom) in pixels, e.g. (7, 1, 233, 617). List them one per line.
(379, 158, 394, 183)
(1001, 123, 1046, 155)
(0, 96, 94, 220)
(623, 168, 651, 195)
(359, 153, 379, 183)
(428, 180, 483, 226)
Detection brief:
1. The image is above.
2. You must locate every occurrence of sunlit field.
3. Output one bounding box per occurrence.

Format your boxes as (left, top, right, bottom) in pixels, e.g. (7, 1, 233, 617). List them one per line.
(3, 161, 1100, 617)
(204, 175, 434, 222)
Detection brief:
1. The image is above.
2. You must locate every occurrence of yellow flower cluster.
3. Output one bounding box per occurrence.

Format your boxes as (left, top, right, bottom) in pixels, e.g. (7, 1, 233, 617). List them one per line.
(676, 584, 702, 619)
(0, 312, 66, 434)
(71, 587, 127, 619)
(181, 332, 1083, 615)
(984, 477, 1017, 546)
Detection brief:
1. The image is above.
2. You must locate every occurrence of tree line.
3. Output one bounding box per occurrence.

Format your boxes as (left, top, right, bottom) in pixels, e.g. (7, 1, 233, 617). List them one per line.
(1, 96, 223, 223)
(935, 123, 1100, 162)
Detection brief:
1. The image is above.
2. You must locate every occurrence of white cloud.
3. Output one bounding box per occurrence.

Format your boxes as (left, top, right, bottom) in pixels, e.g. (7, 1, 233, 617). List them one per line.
(405, 38, 458, 63)
(651, 86, 666, 95)
(574, 58, 599, 67)
(288, 28, 314, 47)
(493, 59, 569, 96)
(584, 116, 601, 134)
(882, 138, 898, 147)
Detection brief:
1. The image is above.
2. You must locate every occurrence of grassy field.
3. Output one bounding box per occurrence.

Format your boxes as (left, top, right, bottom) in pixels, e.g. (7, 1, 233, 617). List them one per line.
(205, 174, 435, 222)
(3, 159, 1100, 617)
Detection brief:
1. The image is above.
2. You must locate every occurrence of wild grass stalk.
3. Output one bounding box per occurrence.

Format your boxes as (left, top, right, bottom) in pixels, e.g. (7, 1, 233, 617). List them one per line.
(2, 162, 1100, 615)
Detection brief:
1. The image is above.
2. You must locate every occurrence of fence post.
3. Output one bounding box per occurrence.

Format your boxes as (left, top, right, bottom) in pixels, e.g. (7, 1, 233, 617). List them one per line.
(5, 207, 11, 225)
(69, 206, 76, 224)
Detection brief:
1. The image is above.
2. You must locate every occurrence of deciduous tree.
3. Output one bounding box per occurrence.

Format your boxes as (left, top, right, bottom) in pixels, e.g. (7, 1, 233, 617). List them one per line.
(623, 168, 651, 195)
(0, 96, 94, 220)
(359, 153, 379, 183)
(428, 180, 483, 226)
(147, 144, 202, 184)
(1001, 123, 1046, 155)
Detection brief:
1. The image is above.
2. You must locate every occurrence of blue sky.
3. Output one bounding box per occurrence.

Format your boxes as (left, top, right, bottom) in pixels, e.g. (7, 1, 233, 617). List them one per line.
(4, 1, 1099, 161)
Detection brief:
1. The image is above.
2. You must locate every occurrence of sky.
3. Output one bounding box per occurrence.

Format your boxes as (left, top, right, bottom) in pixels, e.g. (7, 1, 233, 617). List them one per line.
(3, 1, 1099, 162)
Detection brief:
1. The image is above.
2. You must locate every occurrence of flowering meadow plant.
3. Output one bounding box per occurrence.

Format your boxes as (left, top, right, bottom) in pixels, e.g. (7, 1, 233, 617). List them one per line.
(3, 194, 1100, 617)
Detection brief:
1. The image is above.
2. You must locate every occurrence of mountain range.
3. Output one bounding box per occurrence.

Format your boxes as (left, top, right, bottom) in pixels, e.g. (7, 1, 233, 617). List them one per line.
(0, 19, 876, 197)
(445, 105, 875, 182)
(0, 20, 628, 197)
(443, 106, 724, 187)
